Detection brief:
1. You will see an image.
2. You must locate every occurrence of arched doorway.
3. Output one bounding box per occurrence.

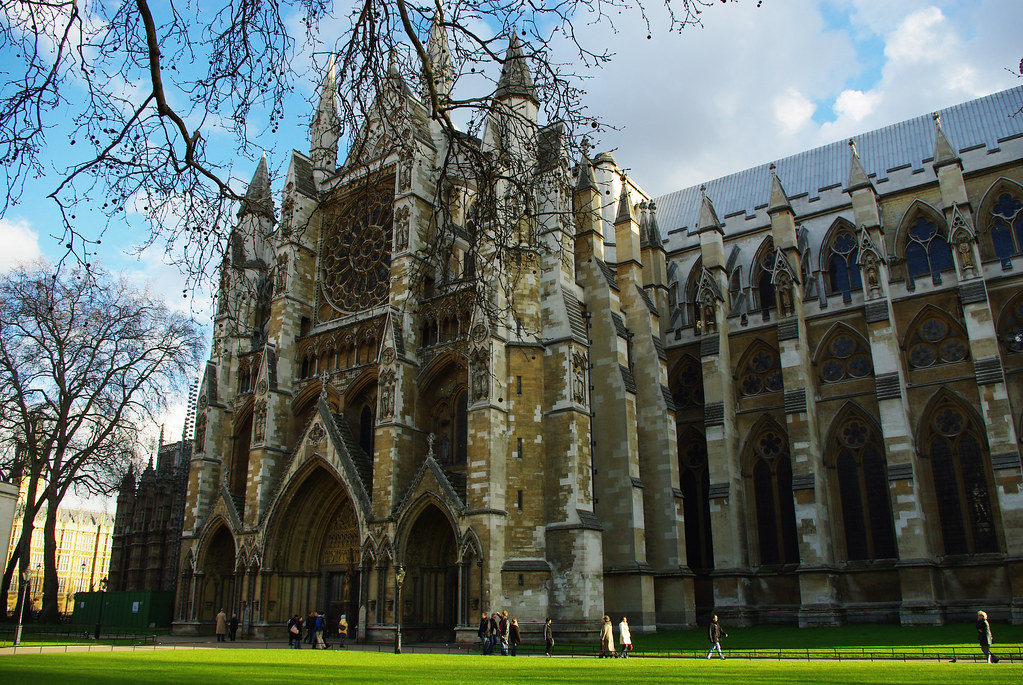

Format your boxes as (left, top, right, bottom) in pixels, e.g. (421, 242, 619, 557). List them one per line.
(200, 525, 236, 620)
(265, 463, 362, 634)
(402, 504, 458, 639)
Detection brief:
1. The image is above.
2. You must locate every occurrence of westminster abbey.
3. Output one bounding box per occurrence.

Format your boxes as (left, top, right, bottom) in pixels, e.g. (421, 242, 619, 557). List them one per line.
(172, 17, 1023, 639)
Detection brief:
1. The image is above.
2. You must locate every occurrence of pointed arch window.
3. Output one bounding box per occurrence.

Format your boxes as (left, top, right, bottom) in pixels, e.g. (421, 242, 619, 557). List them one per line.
(990, 192, 1023, 267)
(749, 425, 799, 565)
(818, 330, 873, 383)
(832, 415, 897, 560)
(754, 250, 776, 315)
(678, 425, 713, 571)
(998, 295, 1023, 354)
(671, 356, 704, 409)
(454, 389, 468, 465)
(738, 342, 783, 397)
(685, 259, 702, 329)
(904, 216, 954, 282)
(825, 227, 861, 302)
(924, 401, 998, 555)
(906, 311, 969, 369)
(359, 404, 375, 457)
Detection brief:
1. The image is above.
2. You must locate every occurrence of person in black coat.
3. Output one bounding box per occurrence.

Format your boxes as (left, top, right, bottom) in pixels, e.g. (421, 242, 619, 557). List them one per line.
(977, 610, 996, 663)
(544, 617, 554, 657)
(229, 614, 239, 641)
(706, 615, 727, 659)
(478, 613, 490, 653)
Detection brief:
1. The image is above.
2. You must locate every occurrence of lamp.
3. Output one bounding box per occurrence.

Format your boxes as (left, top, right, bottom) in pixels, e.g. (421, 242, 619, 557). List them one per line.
(393, 564, 406, 654)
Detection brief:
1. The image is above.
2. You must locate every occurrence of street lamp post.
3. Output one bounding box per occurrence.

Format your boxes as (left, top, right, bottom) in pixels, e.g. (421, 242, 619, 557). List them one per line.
(13, 570, 29, 646)
(393, 564, 406, 654)
(94, 577, 107, 640)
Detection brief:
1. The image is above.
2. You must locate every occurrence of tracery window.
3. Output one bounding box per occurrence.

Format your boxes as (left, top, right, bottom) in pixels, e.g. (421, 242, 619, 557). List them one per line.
(754, 249, 776, 314)
(738, 342, 783, 397)
(749, 424, 799, 565)
(990, 192, 1023, 267)
(832, 414, 897, 560)
(999, 295, 1023, 353)
(825, 226, 861, 302)
(905, 311, 969, 369)
(904, 216, 954, 281)
(678, 425, 713, 571)
(818, 329, 873, 383)
(671, 356, 704, 408)
(320, 181, 394, 314)
(924, 400, 998, 555)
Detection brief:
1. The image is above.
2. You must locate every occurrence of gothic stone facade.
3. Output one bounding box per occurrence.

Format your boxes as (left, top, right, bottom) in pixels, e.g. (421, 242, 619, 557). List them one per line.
(173, 22, 1023, 638)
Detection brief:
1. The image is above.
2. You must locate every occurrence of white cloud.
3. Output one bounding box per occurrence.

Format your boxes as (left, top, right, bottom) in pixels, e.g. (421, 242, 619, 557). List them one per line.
(0, 218, 42, 271)
(774, 89, 817, 136)
(883, 7, 947, 64)
(833, 88, 880, 123)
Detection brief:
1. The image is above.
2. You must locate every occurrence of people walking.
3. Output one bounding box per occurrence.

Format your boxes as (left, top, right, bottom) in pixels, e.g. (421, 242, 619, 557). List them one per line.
(977, 610, 997, 663)
(544, 617, 554, 657)
(215, 608, 227, 643)
(599, 615, 616, 658)
(288, 614, 302, 648)
(706, 614, 727, 659)
(509, 618, 521, 656)
(338, 614, 348, 648)
(229, 613, 239, 641)
(499, 610, 510, 656)
(314, 611, 326, 649)
(304, 611, 316, 644)
(478, 613, 490, 653)
(618, 616, 632, 658)
(488, 612, 500, 654)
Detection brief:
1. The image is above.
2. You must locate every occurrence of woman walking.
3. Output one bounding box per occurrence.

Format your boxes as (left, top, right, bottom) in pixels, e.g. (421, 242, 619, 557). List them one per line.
(544, 617, 554, 657)
(618, 616, 632, 658)
(977, 610, 997, 663)
(599, 615, 616, 658)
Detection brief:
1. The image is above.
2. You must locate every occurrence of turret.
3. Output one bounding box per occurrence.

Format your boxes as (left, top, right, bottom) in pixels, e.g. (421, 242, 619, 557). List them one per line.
(494, 32, 538, 123)
(310, 55, 339, 184)
(423, 11, 454, 108)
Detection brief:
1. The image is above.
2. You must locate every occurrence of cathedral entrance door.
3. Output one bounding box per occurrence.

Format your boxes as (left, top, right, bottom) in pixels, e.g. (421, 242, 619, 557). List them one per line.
(326, 570, 360, 639)
(402, 504, 458, 640)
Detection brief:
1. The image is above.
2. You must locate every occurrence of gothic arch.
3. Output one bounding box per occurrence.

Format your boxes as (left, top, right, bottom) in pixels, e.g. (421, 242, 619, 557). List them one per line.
(903, 303, 970, 370)
(915, 388, 1001, 556)
(670, 353, 704, 411)
(996, 290, 1023, 354)
(750, 235, 777, 312)
(292, 381, 341, 420)
(819, 217, 862, 301)
(823, 402, 897, 561)
(684, 256, 702, 328)
(976, 177, 1023, 264)
(459, 527, 483, 564)
(894, 200, 954, 283)
(196, 517, 237, 568)
(734, 338, 783, 397)
(812, 322, 874, 384)
(395, 497, 460, 633)
(741, 414, 799, 566)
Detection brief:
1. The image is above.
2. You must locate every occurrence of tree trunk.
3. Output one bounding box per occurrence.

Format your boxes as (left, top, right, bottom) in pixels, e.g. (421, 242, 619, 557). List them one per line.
(1, 526, 28, 617)
(11, 474, 41, 621)
(41, 487, 62, 622)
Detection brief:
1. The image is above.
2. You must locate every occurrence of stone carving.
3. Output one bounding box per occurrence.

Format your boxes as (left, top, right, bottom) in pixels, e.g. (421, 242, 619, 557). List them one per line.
(572, 351, 587, 404)
(382, 346, 396, 364)
(394, 205, 410, 250)
(398, 161, 412, 192)
(701, 295, 717, 334)
(253, 399, 267, 443)
(471, 348, 490, 401)
(194, 413, 207, 453)
(776, 270, 794, 318)
(379, 368, 395, 419)
(274, 254, 288, 295)
(308, 422, 325, 445)
(257, 379, 268, 396)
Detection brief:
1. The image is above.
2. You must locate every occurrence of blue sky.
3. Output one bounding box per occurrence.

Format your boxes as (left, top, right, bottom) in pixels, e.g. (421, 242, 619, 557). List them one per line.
(1, 0, 1021, 450)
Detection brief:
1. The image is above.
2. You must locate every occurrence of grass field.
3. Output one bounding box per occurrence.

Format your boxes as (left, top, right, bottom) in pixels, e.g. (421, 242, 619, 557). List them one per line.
(0, 649, 1019, 684)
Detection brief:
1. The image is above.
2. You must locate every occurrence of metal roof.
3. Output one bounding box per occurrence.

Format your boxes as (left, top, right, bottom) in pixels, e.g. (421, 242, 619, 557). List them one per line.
(653, 86, 1023, 248)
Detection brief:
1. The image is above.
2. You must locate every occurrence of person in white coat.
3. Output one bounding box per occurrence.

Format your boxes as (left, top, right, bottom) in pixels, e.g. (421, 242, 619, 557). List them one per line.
(618, 616, 632, 658)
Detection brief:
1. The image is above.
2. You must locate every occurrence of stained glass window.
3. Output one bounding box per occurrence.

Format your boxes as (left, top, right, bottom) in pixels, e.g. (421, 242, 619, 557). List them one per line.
(990, 192, 1023, 267)
(672, 356, 704, 408)
(750, 425, 799, 565)
(925, 402, 998, 555)
(678, 425, 713, 571)
(833, 416, 897, 561)
(826, 228, 862, 302)
(1000, 295, 1023, 353)
(739, 343, 783, 397)
(906, 312, 969, 369)
(819, 330, 873, 383)
(904, 216, 954, 281)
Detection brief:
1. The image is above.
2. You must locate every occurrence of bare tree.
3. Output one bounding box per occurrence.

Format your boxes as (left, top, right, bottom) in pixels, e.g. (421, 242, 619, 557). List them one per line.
(0, 262, 205, 621)
(0, 0, 724, 291)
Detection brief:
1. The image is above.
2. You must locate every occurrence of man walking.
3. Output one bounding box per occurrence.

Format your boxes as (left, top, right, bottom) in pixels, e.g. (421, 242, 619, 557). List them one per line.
(215, 608, 227, 643)
(706, 615, 727, 659)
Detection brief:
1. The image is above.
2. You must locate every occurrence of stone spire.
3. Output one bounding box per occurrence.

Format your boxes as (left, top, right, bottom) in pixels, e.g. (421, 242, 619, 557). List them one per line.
(495, 32, 537, 105)
(310, 54, 339, 180)
(575, 137, 598, 192)
(642, 201, 664, 252)
(238, 152, 274, 219)
(424, 10, 454, 104)
(695, 186, 723, 234)
(615, 178, 637, 225)
(846, 138, 872, 192)
(767, 164, 792, 215)
(932, 112, 961, 169)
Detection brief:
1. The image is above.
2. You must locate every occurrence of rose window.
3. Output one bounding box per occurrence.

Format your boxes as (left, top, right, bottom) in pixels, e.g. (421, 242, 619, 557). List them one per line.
(320, 187, 394, 313)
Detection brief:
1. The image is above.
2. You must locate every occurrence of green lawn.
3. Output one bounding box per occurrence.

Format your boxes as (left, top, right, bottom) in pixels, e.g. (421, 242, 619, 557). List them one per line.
(0, 650, 1018, 684)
